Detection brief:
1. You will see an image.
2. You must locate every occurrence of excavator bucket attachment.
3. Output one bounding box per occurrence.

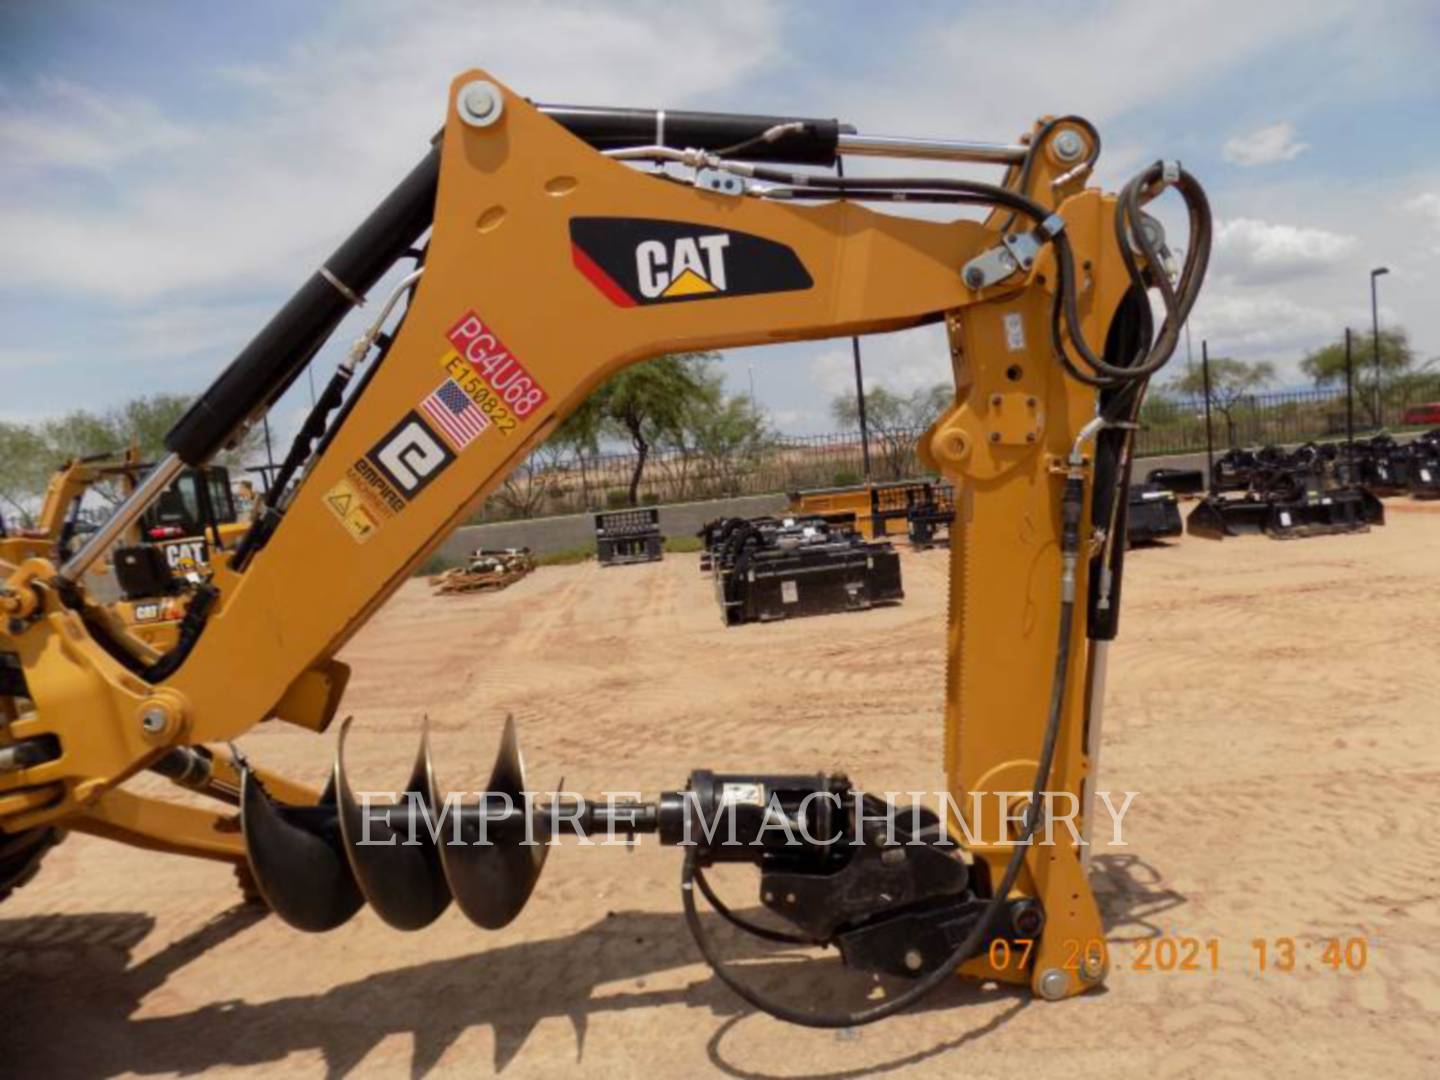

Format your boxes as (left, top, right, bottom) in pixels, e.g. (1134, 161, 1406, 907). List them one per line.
(1275, 487, 1384, 535)
(1187, 488, 1383, 540)
(334, 717, 451, 930)
(239, 715, 550, 932)
(1186, 495, 1268, 539)
(426, 716, 551, 929)
(241, 771, 364, 932)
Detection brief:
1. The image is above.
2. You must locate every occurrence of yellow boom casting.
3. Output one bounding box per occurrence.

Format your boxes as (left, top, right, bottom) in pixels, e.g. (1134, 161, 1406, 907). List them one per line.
(0, 70, 1210, 1025)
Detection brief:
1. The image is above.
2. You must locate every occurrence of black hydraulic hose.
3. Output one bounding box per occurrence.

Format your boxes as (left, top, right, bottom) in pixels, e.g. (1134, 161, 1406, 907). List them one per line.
(681, 477, 1084, 1028)
(998, 114, 1101, 233)
(757, 162, 1209, 392)
(692, 865, 817, 946)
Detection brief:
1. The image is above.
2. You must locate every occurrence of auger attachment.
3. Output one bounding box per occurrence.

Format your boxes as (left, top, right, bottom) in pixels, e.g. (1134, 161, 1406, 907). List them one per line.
(238, 717, 1041, 1023)
(241, 716, 548, 933)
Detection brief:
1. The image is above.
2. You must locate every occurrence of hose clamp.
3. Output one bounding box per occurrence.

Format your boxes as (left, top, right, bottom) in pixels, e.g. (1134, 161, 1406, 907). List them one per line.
(319, 266, 366, 307)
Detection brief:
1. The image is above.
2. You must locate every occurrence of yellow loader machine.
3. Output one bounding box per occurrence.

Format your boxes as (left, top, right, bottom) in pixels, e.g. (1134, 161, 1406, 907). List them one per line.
(0, 71, 1209, 1026)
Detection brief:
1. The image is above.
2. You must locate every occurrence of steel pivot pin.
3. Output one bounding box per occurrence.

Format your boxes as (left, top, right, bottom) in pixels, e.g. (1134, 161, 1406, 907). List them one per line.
(1052, 129, 1085, 161)
(458, 80, 504, 128)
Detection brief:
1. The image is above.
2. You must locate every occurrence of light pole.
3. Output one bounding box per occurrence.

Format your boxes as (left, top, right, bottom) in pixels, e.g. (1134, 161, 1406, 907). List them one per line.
(1370, 266, 1389, 428)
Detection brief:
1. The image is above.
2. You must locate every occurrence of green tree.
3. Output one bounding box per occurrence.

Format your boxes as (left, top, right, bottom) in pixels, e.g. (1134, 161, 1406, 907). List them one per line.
(0, 421, 52, 527)
(830, 383, 952, 478)
(663, 376, 770, 498)
(586, 352, 717, 505)
(1300, 328, 1414, 426)
(1168, 357, 1275, 447)
(1, 393, 269, 524)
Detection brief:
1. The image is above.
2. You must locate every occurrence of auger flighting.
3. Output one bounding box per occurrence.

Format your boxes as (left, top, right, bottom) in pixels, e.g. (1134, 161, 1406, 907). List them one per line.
(238, 717, 1034, 998)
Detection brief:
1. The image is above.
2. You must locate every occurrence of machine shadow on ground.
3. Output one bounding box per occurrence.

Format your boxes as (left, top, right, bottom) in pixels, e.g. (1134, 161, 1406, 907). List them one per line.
(1090, 852, 1189, 942)
(0, 903, 1035, 1078)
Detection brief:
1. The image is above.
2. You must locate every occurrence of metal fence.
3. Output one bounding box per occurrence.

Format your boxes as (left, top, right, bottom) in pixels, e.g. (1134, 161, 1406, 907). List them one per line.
(1135, 377, 1440, 455)
(475, 378, 1440, 523)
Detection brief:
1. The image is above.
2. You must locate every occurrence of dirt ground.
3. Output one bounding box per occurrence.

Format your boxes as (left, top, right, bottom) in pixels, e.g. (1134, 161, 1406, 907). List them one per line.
(4, 502, 1440, 1078)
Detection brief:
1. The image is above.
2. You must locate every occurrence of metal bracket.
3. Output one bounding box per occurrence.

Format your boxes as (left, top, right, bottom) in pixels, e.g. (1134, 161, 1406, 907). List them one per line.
(694, 167, 745, 197)
(962, 231, 1042, 290)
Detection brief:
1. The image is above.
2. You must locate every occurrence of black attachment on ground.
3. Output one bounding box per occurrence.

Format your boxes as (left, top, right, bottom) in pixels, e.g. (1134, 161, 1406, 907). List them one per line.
(698, 514, 902, 625)
(594, 509, 664, 565)
(1145, 467, 1205, 497)
(1125, 484, 1183, 546)
(1186, 442, 1386, 540)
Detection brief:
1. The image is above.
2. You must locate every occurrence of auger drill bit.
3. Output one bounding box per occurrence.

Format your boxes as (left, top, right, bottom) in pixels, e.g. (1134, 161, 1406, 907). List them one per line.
(239, 716, 1037, 1014)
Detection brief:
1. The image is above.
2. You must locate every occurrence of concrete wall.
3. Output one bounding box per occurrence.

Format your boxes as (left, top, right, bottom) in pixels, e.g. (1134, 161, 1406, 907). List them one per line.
(440, 452, 1226, 558)
(438, 492, 790, 559)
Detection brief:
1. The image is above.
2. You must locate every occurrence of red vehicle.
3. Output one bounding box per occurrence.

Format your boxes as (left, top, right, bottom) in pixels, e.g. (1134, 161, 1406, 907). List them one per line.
(1402, 401, 1440, 425)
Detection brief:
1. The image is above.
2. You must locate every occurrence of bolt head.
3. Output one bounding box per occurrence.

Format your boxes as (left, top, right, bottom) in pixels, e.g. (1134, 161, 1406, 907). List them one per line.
(140, 706, 167, 734)
(964, 267, 986, 289)
(904, 949, 924, 971)
(1053, 129, 1085, 162)
(1038, 968, 1071, 1000)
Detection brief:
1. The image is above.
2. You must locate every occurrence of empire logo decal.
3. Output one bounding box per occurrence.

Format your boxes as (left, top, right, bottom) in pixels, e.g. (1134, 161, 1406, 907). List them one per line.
(569, 217, 812, 307)
(325, 410, 458, 544)
(366, 411, 455, 499)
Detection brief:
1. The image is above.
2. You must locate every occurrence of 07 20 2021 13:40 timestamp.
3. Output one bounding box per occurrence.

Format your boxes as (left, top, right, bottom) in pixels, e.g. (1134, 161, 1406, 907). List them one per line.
(984, 935, 1371, 974)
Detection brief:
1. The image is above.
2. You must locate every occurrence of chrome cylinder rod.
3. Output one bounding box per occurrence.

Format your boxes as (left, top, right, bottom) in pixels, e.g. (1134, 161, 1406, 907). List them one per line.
(56, 452, 185, 585)
(1079, 640, 1110, 871)
(837, 132, 1027, 165)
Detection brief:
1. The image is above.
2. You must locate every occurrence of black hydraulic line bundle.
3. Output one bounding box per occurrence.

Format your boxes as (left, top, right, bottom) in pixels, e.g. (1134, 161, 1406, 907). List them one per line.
(697, 514, 902, 625)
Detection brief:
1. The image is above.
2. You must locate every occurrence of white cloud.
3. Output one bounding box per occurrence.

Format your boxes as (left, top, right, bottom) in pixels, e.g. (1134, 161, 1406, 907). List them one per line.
(0, 1, 785, 301)
(0, 348, 62, 373)
(1412, 193, 1440, 224)
(1409, 193, 1440, 255)
(1212, 217, 1355, 284)
(0, 77, 196, 171)
(5, 0, 1440, 427)
(1222, 122, 1309, 166)
(808, 326, 951, 405)
(1188, 290, 1337, 358)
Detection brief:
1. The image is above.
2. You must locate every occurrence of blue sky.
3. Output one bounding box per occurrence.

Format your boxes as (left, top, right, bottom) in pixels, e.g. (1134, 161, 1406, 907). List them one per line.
(4, 1, 1439, 442)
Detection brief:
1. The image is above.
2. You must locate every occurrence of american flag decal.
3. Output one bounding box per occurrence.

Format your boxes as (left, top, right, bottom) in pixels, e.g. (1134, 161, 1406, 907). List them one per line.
(421, 379, 490, 450)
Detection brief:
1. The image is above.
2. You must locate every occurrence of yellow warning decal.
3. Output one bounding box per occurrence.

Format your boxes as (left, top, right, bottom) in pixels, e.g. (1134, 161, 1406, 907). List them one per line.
(324, 477, 381, 544)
